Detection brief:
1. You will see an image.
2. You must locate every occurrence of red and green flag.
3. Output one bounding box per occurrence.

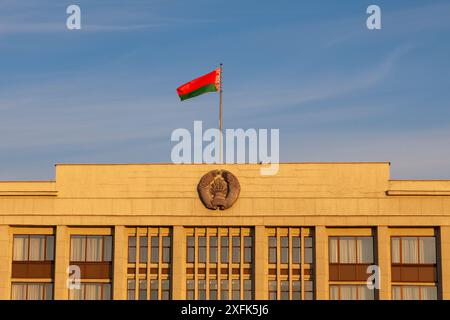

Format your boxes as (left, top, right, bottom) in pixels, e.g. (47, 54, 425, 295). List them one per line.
(177, 68, 221, 101)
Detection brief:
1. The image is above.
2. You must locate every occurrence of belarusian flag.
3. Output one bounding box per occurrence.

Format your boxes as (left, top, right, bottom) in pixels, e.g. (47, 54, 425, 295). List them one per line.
(177, 68, 221, 101)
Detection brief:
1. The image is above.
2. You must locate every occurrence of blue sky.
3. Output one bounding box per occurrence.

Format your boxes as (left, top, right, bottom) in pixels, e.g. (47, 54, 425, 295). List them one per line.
(1, 0, 450, 180)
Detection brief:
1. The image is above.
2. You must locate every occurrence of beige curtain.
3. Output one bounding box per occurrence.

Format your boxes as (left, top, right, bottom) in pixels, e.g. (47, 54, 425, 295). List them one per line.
(392, 286, 401, 300)
(421, 286, 437, 300)
(11, 284, 26, 300)
(329, 286, 339, 300)
(329, 238, 338, 263)
(86, 237, 102, 262)
(71, 236, 86, 261)
(69, 286, 83, 300)
(403, 286, 420, 300)
(85, 284, 102, 300)
(27, 284, 43, 300)
(391, 238, 401, 263)
(402, 237, 419, 263)
(357, 237, 373, 263)
(29, 236, 45, 261)
(339, 237, 356, 263)
(13, 236, 28, 261)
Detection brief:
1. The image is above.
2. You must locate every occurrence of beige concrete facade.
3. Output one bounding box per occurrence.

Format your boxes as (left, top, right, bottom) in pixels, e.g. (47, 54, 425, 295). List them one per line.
(0, 162, 450, 300)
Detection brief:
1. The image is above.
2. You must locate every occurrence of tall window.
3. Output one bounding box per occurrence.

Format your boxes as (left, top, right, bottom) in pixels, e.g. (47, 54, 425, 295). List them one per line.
(391, 237, 436, 264)
(210, 237, 218, 263)
(267, 228, 314, 300)
(70, 235, 112, 262)
(13, 235, 54, 261)
(221, 236, 229, 263)
(186, 227, 253, 300)
(329, 236, 373, 264)
(140, 237, 148, 263)
(128, 236, 136, 263)
(187, 236, 195, 263)
(127, 227, 172, 300)
(11, 283, 53, 300)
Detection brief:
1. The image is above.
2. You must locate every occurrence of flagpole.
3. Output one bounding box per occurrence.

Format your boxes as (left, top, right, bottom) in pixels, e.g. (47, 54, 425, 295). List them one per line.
(219, 63, 223, 163)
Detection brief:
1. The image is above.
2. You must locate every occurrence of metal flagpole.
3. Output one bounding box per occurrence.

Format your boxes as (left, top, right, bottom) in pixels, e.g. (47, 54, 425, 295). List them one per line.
(219, 63, 223, 163)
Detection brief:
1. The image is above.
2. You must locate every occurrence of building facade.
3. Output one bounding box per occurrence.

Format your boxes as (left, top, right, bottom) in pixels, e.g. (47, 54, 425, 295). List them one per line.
(0, 162, 449, 300)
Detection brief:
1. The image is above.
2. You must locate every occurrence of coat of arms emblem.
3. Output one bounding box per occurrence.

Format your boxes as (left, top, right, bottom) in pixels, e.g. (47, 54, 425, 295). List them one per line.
(197, 170, 240, 210)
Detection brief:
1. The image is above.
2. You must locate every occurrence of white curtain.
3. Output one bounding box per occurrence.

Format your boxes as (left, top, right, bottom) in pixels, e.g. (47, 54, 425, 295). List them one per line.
(358, 237, 373, 263)
(29, 236, 45, 261)
(403, 286, 420, 300)
(419, 237, 436, 264)
(402, 237, 419, 264)
(85, 284, 102, 300)
(11, 284, 26, 300)
(392, 286, 401, 300)
(13, 236, 28, 261)
(391, 238, 401, 263)
(71, 237, 86, 261)
(27, 284, 43, 300)
(340, 238, 356, 263)
(329, 286, 339, 300)
(329, 238, 338, 263)
(421, 286, 437, 300)
(86, 237, 102, 262)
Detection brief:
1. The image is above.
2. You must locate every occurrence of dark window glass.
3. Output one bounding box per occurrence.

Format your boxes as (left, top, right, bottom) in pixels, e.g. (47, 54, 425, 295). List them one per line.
(244, 279, 252, 300)
(292, 280, 301, 300)
(268, 280, 277, 300)
(210, 237, 218, 263)
(292, 236, 301, 264)
(187, 236, 195, 263)
(198, 237, 206, 263)
(150, 280, 158, 300)
(221, 279, 229, 300)
(280, 237, 289, 264)
(304, 236, 313, 264)
(244, 236, 252, 263)
(139, 279, 147, 300)
(161, 280, 170, 300)
(280, 280, 289, 300)
(232, 279, 240, 300)
(127, 280, 135, 300)
(151, 237, 159, 263)
(162, 236, 171, 263)
(140, 237, 148, 263)
(232, 237, 240, 263)
(128, 236, 136, 263)
(186, 280, 195, 300)
(198, 280, 206, 300)
(269, 237, 277, 263)
(210, 280, 217, 300)
(221, 237, 229, 263)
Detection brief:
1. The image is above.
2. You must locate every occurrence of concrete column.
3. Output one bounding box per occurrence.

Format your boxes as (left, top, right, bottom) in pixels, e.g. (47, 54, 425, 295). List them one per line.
(315, 226, 328, 300)
(172, 226, 186, 300)
(377, 226, 391, 300)
(54, 226, 70, 300)
(440, 226, 450, 300)
(0, 226, 11, 299)
(254, 226, 267, 299)
(113, 226, 127, 300)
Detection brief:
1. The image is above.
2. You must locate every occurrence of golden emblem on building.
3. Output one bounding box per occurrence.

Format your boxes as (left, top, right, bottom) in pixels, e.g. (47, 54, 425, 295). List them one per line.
(197, 169, 240, 210)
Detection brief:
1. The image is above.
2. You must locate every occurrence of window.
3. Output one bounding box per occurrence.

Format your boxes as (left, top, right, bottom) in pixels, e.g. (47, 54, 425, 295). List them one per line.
(127, 280, 135, 300)
(210, 280, 217, 300)
(232, 279, 240, 300)
(162, 236, 171, 263)
(198, 280, 206, 300)
(70, 235, 112, 262)
(232, 237, 240, 263)
(221, 237, 229, 263)
(329, 236, 373, 264)
(304, 280, 314, 300)
(244, 236, 252, 263)
(280, 280, 289, 300)
(69, 283, 111, 300)
(210, 237, 218, 263)
(304, 236, 313, 264)
(198, 236, 206, 263)
(268, 280, 277, 300)
(292, 237, 301, 264)
(186, 280, 195, 300)
(392, 285, 437, 300)
(292, 280, 301, 300)
(13, 235, 54, 261)
(128, 237, 136, 263)
(151, 236, 159, 263)
(329, 285, 374, 300)
(392, 237, 436, 264)
(221, 279, 229, 300)
(161, 280, 170, 300)
(280, 237, 289, 264)
(269, 237, 277, 264)
(140, 237, 148, 263)
(11, 283, 53, 300)
(244, 279, 252, 300)
(139, 279, 147, 300)
(150, 280, 158, 300)
(187, 236, 195, 263)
